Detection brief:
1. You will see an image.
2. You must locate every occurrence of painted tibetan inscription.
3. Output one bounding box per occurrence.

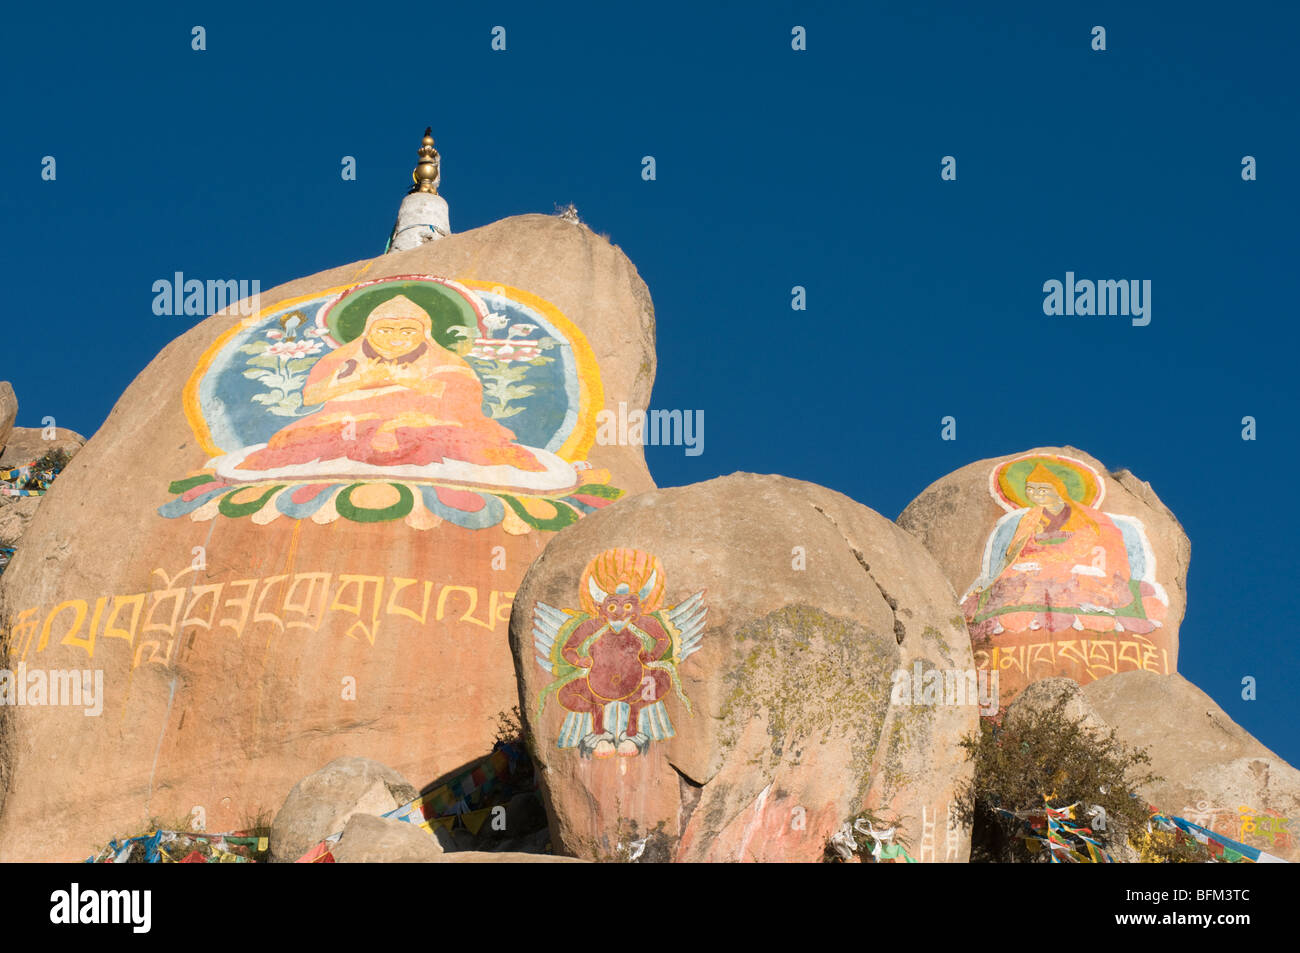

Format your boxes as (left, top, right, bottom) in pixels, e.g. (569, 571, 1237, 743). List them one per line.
(161, 275, 619, 532)
(963, 454, 1170, 691)
(533, 549, 706, 758)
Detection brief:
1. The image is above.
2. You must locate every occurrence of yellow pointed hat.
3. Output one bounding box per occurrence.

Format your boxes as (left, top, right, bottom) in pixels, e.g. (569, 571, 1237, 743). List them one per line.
(1024, 462, 1072, 501)
(367, 294, 430, 326)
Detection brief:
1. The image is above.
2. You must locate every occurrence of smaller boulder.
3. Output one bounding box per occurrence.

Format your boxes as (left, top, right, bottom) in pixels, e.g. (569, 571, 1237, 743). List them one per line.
(270, 757, 419, 862)
(0, 426, 86, 469)
(331, 814, 445, 863)
(1006, 677, 1108, 735)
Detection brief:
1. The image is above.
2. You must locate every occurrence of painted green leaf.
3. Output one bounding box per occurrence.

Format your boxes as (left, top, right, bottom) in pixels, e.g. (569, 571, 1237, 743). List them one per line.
(168, 474, 217, 494)
(572, 483, 623, 500)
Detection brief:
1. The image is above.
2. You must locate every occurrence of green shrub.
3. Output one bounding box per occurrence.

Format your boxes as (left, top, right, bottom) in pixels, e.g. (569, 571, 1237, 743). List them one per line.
(956, 695, 1160, 862)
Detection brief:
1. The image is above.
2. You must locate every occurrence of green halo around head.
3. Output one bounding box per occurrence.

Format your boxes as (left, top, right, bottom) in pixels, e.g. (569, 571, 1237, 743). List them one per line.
(326, 279, 478, 350)
(993, 454, 1103, 510)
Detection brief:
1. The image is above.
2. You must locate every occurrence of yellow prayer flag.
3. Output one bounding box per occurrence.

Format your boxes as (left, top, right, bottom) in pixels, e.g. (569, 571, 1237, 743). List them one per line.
(462, 808, 491, 835)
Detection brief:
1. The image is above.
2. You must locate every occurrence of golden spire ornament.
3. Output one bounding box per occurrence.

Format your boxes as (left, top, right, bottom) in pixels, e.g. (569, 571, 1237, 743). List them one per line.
(388, 125, 450, 252)
(410, 127, 440, 194)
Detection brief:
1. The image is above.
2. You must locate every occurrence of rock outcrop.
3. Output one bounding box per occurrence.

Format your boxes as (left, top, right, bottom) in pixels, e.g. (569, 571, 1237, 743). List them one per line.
(898, 447, 1188, 702)
(510, 472, 979, 862)
(1082, 671, 1300, 862)
(0, 386, 86, 551)
(0, 426, 85, 469)
(0, 213, 657, 860)
(0, 389, 85, 581)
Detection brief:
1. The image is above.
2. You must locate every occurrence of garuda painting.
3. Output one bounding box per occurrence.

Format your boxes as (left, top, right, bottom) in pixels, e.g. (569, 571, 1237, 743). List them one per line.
(532, 549, 706, 758)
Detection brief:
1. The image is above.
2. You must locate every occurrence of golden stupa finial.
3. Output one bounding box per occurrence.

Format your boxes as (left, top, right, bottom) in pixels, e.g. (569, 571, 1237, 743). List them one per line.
(410, 126, 440, 194)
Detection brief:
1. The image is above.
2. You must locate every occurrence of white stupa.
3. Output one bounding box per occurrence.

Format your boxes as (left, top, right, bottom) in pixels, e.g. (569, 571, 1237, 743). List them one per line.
(388, 127, 451, 252)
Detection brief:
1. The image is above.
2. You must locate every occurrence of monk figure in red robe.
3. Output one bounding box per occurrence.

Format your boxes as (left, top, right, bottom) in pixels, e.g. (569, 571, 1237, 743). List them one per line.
(236, 294, 544, 474)
(962, 463, 1165, 636)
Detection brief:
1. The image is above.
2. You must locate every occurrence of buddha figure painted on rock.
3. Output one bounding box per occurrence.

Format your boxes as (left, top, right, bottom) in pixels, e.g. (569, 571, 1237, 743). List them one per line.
(961, 456, 1167, 639)
(233, 294, 547, 477)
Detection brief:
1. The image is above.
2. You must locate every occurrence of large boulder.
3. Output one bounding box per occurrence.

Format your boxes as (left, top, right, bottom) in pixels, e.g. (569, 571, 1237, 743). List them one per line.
(898, 447, 1188, 702)
(269, 756, 419, 862)
(1082, 671, 1300, 862)
(0, 213, 657, 860)
(0, 382, 15, 450)
(510, 472, 979, 862)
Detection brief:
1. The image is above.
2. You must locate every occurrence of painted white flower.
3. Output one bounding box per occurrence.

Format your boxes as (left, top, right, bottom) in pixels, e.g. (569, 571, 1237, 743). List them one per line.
(267, 340, 322, 359)
(483, 312, 510, 332)
(507, 323, 538, 338)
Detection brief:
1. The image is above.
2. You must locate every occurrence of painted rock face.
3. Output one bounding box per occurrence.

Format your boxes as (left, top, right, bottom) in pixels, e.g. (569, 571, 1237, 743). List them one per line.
(1082, 671, 1300, 864)
(512, 473, 978, 862)
(163, 277, 620, 531)
(898, 447, 1188, 704)
(0, 214, 656, 860)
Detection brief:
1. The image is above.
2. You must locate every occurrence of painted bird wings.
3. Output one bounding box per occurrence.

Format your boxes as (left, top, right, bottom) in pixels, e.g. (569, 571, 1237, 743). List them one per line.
(645, 590, 707, 714)
(532, 602, 590, 717)
(654, 590, 707, 664)
(533, 602, 580, 675)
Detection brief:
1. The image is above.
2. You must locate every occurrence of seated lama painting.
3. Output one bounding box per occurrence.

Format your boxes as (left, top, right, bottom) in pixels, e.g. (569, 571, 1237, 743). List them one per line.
(161, 275, 620, 532)
(961, 454, 1170, 688)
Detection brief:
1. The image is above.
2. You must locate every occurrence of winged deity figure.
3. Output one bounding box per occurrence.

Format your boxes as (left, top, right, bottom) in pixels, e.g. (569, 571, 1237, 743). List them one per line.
(532, 548, 706, 758)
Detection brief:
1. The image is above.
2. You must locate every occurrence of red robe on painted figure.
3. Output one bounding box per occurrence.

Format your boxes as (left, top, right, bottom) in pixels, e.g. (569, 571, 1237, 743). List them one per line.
(237, 306, 544, 473)
(557, 605, 672, 737)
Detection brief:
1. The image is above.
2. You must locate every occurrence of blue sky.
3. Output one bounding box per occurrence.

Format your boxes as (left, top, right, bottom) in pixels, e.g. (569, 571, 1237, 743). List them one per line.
(2, 1, 1296, 765)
